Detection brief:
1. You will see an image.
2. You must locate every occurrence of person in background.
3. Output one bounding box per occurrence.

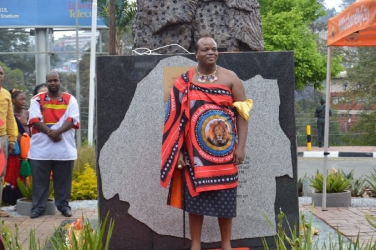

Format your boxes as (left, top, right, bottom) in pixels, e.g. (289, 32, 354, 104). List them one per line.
(32, 83, 48, 96)
(28, 71, 80, 219)
(2, 90, 29, 205)
(315, 98, 332, 147)
(0, 66, 16, 217)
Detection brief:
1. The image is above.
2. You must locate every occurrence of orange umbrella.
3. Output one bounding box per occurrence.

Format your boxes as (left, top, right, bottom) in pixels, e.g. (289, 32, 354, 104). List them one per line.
(323, 0, 376, 210)
(327, 0, 376, 46)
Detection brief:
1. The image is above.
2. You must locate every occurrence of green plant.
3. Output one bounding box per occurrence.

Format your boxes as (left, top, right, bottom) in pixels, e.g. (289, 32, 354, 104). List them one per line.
(348, 176, 368, 197)
(50, 213, 114, 250)
(298, 174, 307, 197)
(17, 177, 53, 201)
(17, 176, 33, 201)
(339, 169, 368, 197)
(310, 169, 350, 193)
(340, 169, 355, 181)
(74, 141, 96, 174)
(0, 213, 114, 250)
(71, 163, 97, 200)
(261, 208, 376, 249)
(366, 167, 376, 197)
(1, 220, 22, 249)
(262, 208, 319, 250)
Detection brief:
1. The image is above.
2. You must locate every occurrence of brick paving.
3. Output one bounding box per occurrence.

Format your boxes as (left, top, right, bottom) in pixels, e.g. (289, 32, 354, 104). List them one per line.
(300, 204, 376, 247)
(1, 146, 375, 249)
(2, 205, 376, 249)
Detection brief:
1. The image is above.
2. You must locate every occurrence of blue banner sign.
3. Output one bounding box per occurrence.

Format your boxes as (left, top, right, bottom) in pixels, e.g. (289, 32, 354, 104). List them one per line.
(0, 0, 106, 28)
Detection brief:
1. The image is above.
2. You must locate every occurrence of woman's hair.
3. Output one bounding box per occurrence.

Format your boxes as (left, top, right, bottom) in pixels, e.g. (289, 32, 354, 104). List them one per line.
(33, 83, 47, 96)
(9, 89, 24, 100)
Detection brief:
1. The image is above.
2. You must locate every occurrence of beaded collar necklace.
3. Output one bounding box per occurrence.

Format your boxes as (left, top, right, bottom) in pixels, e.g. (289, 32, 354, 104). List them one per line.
(196, 66, 218, 83)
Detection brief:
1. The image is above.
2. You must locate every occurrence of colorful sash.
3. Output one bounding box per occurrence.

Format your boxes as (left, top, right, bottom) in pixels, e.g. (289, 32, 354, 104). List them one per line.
(160, 68, 238, 198)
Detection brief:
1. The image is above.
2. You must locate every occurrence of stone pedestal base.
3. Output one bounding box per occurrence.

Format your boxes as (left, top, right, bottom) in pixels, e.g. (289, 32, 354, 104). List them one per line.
(311, 191, 351, 207)
(16, 198, 56, 216)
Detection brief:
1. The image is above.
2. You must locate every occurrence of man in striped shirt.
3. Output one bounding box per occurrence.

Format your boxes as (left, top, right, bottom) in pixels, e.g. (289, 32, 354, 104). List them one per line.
(28, 71, 80, 219)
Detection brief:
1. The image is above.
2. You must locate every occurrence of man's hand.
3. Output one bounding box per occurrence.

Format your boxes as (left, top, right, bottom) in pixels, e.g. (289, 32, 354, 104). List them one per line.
(176, 151, 189, 169)
(8, 143, 16, 155)
(47, 130, 62, 142)
(233, 146, 245, 165)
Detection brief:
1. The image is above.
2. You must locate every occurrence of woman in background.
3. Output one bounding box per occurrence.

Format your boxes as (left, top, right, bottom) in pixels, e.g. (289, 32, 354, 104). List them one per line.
(32, 83, 48, 96)
(2, 90, 29, 205)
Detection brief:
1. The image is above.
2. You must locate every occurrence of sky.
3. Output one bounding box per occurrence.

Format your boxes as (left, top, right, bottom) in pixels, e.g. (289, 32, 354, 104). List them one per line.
(325, 0, 342, 11)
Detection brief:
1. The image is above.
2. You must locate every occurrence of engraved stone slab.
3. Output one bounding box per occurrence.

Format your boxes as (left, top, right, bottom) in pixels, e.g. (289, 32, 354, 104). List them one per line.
(98, 56, 293, 242)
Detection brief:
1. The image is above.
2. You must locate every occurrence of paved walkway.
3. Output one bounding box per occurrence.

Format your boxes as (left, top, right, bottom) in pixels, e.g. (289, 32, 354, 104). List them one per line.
(300, 204, 376, 247)
(1, 147, 376, 249)
(0, 208, 97, 250)
(298, 146, 376, 153)
(2, 205, 376, 249)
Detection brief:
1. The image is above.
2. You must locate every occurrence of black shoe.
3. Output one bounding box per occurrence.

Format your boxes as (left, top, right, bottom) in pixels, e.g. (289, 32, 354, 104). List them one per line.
(62, 209, 72, 217)
(30, 212, 40, 219)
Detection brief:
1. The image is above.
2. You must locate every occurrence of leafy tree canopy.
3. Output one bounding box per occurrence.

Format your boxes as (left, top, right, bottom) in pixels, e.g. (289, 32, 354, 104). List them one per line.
(81, 0, 136, 54)
(259, 0, 343, 90)
(0, 61, 25, 92)
(0, 29, 35, 77)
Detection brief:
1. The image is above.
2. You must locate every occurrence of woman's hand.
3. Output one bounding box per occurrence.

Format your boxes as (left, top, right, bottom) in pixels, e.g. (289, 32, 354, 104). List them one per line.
(177, 151, 189, 169)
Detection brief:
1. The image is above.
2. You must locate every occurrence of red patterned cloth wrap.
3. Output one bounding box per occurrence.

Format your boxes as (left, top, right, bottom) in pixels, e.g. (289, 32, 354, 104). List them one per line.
(160, 68, 238, 197)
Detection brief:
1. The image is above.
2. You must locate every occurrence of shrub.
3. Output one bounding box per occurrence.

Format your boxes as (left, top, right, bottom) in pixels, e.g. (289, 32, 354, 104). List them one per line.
(0, 213, 114, 250)
(50, 213, 114, 250)
(349, 176, 368, 197)
(17, 177, 53, 201)
(366, 167, 376, 197)
(298, 174, 308, 197)
(340, 169, 368, 197)
(310, 168, 350, 193)
(75, 141, 96, 174)
(340, 169, 355, 181)
(71, 163, 97, 200)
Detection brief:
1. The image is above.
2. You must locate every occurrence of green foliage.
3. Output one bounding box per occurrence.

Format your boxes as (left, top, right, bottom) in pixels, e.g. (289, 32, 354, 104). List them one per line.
(0, 214, 114, 250)
(366, 167, 376, 197)
(71, 164, 97, 200)
(50, 213, 114, 250)
(17, 177, 33, 201)
(17, 177, 53, 201)
(262, 207, 376, 249)
(340, 169, 368, 197)
(260, 0, 343, 90)
(74, 141, 96, 173)
(349, 177, 368, 198)
(340, 169, 355, 181)
(81, 0, 137, 55)
(310, 170, 350, 193)
(348, 112, 376, 146)
(1, 221, 23, 249)
(0, 29, 35, 77)
(298, 174, 309, 196)
(0, 61, 25, 91)
(262, 209, 319, 250)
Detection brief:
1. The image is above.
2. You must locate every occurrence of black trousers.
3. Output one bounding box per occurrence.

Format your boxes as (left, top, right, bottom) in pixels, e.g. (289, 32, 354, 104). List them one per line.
(30, 160, 74, 214)
(317, 118, 325, 146)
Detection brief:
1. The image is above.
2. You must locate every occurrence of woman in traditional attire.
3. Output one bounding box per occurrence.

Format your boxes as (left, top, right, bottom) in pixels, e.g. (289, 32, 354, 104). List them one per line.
(2, 90, 29, 205)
